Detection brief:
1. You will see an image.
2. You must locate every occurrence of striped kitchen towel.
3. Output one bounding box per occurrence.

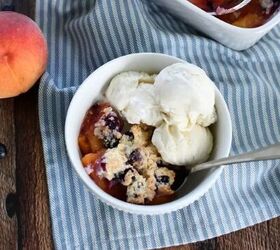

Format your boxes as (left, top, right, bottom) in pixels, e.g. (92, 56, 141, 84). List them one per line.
(37, 0, 280, 249)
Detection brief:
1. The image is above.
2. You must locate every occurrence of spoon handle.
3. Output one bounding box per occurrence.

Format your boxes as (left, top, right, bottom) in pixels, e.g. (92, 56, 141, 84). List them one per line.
(191, 143, 280, 173)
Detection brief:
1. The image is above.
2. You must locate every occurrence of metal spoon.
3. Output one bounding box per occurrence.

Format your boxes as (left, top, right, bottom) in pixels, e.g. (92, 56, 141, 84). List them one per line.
(189, 143, 280, 174)
(208, 0, 251, 15)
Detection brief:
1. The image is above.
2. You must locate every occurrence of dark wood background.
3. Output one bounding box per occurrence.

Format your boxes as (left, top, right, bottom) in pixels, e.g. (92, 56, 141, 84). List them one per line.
(0, 0, 279, 249)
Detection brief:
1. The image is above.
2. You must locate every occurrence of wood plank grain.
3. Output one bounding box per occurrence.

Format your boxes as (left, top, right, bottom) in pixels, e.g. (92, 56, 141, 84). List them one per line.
(15, 86, 53, 249)
(163, 217, 280, 250)
(216, 218, 280, 250)
(0, 99, 17, 249)
(267, 217, 280, 250)
(14, 0, 35, 16)
(11, 0, 53, 248)
(163, 239, 217, 250)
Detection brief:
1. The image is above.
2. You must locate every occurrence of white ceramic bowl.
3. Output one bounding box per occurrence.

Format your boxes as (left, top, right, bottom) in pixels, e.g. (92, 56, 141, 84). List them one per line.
(153, 0, 280, 50)
(65, 53, 232, 215)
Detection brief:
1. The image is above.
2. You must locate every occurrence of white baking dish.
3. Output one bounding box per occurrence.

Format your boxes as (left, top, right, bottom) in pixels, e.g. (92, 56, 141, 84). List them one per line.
(153, 0, 280, 50)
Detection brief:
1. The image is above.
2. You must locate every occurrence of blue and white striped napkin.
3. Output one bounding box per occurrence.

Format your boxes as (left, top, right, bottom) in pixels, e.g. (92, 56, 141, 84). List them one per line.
(37, 0, 280, 249)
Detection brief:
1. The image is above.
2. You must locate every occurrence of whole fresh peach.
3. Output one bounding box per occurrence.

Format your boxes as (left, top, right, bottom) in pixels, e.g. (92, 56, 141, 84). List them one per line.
(0, 11, 48, 98)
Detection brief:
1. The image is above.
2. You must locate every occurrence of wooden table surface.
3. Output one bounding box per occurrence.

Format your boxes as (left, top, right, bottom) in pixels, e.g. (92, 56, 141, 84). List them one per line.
(0, 0, 279, 249)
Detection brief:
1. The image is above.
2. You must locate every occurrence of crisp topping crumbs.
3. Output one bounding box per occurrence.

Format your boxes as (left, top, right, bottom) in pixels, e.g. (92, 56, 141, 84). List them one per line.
(102, 148, 129, 180)
(101, 124, 176, 203)
(122, 168, 137, 186)
(126, 173, 148, 204)
(130, 124, 153, 147)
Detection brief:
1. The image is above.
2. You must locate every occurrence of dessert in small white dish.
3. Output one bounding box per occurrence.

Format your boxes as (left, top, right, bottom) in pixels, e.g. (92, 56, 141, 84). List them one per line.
(65, 53, 232, 215)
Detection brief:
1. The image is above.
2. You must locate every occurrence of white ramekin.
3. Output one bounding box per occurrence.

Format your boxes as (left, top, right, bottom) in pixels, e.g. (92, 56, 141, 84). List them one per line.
(65, 53, 232, 215)
(154, 0, 280, 50)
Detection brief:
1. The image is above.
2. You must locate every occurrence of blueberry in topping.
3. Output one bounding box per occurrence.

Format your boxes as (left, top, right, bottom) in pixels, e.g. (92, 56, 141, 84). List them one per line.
(127, 149, 142, 165)
(99, 158, 106, 171)
(97, 111, 123, 148)
(0, 143, 7, 159)
(104, 114, 121, 131)
(113, 168, 132, 182)
(113, 171, 124, 182)
(156, 175, 170, 184)
(101, 162, 106, 170)
(124, 131, 134, 141)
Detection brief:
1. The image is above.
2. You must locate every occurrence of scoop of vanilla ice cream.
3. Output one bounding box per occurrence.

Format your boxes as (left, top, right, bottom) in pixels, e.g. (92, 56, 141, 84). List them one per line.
(106, 71, 156, 110)
(152, 123, 213, 165)
(122, 83, 162, 126)
(154, 63, 217, 131)
(106, 71, 161, 126)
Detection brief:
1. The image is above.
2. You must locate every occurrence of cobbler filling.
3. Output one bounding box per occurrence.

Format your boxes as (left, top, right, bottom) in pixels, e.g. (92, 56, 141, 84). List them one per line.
(79, 102, 187, 205)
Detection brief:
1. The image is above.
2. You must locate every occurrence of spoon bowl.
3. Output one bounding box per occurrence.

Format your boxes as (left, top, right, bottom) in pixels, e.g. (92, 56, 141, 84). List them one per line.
(174, 143, 280, 192)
